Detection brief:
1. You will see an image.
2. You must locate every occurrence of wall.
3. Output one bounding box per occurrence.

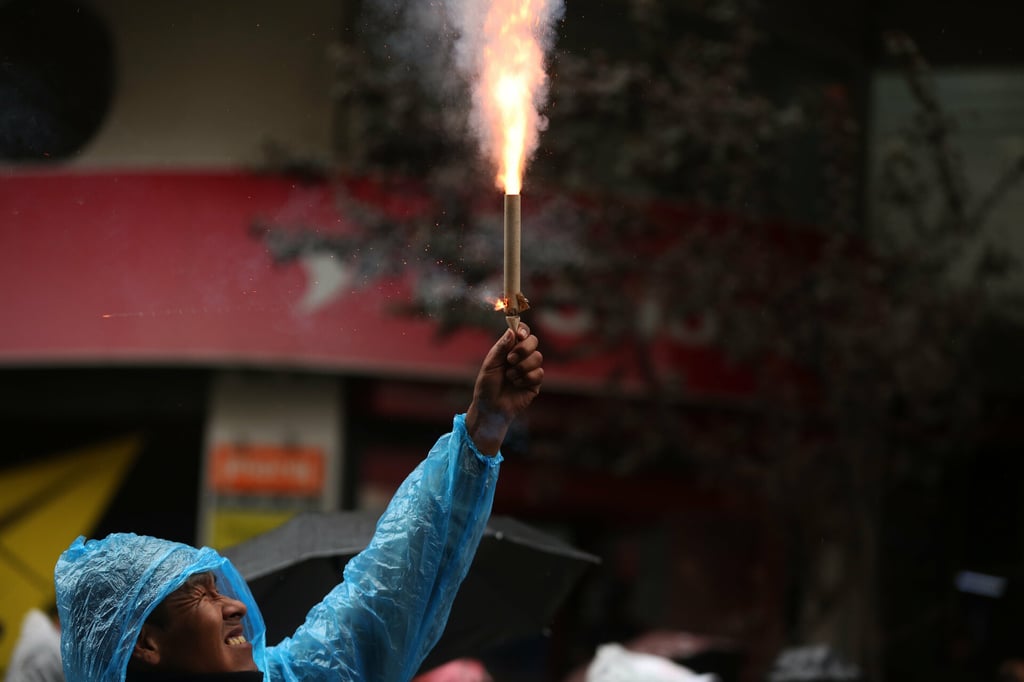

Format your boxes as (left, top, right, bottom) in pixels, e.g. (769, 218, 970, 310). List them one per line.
(74, 0, 339, 168)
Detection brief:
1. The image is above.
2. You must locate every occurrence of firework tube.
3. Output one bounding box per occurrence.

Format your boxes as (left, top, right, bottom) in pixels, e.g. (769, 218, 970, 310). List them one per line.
(503, 193, 522, 332)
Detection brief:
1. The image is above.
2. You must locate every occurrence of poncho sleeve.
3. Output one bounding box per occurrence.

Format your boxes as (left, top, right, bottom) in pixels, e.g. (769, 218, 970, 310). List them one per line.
(262, 413, 501, 682)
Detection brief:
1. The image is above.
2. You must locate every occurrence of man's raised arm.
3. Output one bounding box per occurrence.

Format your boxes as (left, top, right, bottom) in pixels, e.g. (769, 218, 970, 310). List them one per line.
(264, 325, 543, 682)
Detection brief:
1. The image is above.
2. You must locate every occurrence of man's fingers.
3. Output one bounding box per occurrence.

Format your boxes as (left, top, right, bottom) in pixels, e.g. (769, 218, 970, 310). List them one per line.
(508, 366, 544, 389)
(490, 321, 543, 389)
(510, 349, 543, 373)
(507, 334, 539, 365)
(507, 357, 544, 385)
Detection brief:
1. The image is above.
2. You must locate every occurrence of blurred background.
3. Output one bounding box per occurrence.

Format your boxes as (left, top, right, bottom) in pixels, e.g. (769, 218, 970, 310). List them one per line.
(2, 0, 1024, 680)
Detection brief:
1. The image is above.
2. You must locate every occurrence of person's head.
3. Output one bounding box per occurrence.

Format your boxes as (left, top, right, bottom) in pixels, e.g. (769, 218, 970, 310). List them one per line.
(55, 533, 267, 682)
(129, 571, 258, 675)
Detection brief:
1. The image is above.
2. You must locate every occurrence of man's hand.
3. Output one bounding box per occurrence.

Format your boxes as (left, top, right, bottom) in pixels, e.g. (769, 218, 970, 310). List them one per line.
(465, 324, 544, 456)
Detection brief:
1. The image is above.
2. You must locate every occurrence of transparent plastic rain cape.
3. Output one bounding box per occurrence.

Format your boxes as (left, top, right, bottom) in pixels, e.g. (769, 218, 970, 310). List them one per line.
(56, 414, 500, 682)
(56, 534, 267, 682)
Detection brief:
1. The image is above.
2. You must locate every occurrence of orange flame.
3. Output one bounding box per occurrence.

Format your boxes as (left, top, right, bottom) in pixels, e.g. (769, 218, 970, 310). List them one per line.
(479, 0, 551, 195)
(493, 297, 508, 311)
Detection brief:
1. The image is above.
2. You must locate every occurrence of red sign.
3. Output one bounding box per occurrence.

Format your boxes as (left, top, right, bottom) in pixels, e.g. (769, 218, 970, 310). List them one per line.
(209, 444, 325, 496)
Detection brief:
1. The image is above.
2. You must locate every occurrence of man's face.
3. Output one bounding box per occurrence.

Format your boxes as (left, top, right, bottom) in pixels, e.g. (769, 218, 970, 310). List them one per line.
(142, 572, 258, 674)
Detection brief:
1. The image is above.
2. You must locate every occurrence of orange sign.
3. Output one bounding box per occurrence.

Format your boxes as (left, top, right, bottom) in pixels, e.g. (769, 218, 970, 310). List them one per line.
(210, 444, 324, 496)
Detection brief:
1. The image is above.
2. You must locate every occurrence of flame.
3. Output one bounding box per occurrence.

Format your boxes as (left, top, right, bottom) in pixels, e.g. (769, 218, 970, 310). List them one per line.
(479, 0, 551, 195)
(493, 297, 508, 311)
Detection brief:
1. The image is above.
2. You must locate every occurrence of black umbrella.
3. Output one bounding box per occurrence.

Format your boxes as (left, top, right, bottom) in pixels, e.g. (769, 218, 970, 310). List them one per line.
(221, 510, 599, 670)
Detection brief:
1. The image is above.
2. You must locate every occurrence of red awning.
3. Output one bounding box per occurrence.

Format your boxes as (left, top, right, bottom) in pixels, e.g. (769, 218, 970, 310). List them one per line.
(0, 170, 757, 398)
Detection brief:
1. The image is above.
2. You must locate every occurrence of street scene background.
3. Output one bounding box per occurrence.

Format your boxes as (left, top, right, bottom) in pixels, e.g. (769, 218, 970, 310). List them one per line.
(2, 1, 1024, 680)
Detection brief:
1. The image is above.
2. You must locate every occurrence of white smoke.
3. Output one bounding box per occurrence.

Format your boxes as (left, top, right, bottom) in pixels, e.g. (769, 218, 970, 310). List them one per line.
(361, 0, 565, 182)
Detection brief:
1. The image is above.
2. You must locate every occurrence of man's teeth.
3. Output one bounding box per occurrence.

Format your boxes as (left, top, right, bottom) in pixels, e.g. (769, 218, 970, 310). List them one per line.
(226, 636, 248, 646)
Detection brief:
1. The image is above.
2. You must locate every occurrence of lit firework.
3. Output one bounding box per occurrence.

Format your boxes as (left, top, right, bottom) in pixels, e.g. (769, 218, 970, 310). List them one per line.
(448, 0, 562, 330)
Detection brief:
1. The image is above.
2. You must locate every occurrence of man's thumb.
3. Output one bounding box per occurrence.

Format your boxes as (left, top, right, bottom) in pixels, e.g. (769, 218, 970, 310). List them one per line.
(483, 329, 515, 367)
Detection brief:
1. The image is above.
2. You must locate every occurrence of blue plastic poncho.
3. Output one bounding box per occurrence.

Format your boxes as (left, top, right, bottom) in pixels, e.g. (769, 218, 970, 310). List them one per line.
(56, 414, 501, 682)
(55, 534, 267, 682)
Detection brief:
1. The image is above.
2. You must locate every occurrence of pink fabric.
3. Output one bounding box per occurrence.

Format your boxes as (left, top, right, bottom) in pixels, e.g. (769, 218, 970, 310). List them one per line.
(413, 658, 492, 682)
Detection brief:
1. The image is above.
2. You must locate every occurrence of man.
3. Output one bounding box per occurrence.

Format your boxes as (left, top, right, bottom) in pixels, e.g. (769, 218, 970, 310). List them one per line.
(55, 325, 543, 682)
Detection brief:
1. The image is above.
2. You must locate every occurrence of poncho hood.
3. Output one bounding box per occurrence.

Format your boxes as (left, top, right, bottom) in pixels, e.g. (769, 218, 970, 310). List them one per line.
(55, 533, 268, 682)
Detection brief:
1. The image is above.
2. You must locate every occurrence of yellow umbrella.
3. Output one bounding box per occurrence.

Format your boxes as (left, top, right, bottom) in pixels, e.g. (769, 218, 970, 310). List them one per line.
(0, 436, 139, 668)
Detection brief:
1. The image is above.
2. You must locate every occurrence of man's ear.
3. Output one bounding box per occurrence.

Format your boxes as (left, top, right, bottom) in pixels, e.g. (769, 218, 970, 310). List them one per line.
(131, 623, 162, 668)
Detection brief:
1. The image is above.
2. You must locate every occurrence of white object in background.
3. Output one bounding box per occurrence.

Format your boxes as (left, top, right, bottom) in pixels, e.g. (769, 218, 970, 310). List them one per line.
(4, 609, 63, 682)
(586, 643, 718, 682)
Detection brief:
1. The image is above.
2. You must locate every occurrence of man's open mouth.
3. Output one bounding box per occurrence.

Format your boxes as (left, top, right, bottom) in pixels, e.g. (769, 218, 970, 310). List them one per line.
(226, 635, 248, 646)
